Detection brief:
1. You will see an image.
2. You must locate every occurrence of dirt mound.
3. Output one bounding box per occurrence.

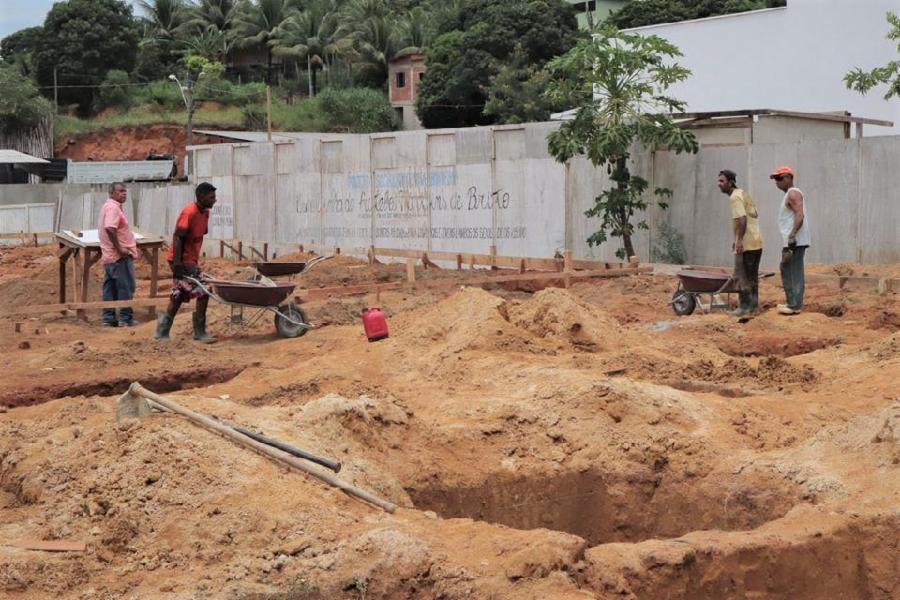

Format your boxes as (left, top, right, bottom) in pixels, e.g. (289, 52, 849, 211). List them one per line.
(506, 287, 621, 352)
(55, 125, 231, 176)
(869, 332, 900, 362)
(395, 287, 546, 356)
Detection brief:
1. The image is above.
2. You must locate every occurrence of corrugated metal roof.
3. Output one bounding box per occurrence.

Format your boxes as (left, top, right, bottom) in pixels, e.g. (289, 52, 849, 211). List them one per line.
(67, 160, 174, 184)
(194, 130, 296, 142)
(0, 150, 49, 164)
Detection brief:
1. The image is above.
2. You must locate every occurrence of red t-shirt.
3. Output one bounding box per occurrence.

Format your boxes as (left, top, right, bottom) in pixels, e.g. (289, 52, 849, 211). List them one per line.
(166, 202, 209, 267)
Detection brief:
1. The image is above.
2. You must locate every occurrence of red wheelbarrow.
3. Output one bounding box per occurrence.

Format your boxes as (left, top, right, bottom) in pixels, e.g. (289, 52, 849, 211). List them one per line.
(670, 268, 775, 316)
(185, 276, 312, 338)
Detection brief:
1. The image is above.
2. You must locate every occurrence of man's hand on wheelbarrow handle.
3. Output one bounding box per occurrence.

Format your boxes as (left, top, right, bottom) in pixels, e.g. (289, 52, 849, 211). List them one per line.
(173, 264, 202, 280)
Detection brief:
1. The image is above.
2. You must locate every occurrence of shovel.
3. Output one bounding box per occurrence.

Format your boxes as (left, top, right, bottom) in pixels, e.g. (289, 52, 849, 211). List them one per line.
(116, 382, 395, 513)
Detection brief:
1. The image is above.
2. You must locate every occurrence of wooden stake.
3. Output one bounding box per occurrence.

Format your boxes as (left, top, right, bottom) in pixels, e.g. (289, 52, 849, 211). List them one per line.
(564, 250, 573, 273)
(406, 258, 416, 282)
(456, 254, 462, 271)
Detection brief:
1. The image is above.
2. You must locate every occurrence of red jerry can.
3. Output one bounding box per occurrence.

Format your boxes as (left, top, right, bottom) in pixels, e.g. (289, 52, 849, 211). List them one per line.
(362, 308, 389, 342)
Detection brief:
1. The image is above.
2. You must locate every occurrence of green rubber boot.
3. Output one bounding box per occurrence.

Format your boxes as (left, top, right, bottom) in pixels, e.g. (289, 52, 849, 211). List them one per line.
(192, 312, 218, 344)
(154, 313, 174, 341)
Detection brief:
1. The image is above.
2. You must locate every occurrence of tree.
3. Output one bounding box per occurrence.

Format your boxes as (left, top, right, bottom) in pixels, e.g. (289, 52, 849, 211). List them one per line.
(33, 0, 139, 113)
(233, 0, 294, 78)
(544, 26, 698, 259)
(608, 0, 786, 29)
(186, 0, 241, 34)
(844, 12, 900, 101)
(270, 0, 352, 95)
(0, 27, 43, 63)
(136, 0, 191, 81)
(0, 26, 43, 78)
(416, 0, 579, 128)
(343, 0, 403, 87)
(0, 65, 52, 132)
(484, 46, 565, 124)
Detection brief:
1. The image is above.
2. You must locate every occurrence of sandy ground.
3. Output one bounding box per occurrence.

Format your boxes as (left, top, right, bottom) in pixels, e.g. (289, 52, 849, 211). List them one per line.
(0, 245, 898, 599)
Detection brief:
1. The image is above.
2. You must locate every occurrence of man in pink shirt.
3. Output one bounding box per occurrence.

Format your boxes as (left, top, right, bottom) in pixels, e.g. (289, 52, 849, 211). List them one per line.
(98, 182, 139, 327)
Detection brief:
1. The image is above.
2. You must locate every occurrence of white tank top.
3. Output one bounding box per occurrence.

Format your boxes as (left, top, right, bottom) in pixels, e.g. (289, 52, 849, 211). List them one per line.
(778, 187, 810, 247)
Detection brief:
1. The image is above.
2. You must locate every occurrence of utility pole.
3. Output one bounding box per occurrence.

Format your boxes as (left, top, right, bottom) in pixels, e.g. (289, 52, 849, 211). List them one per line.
(169, 72, 202, 178)
(266, 84, 273, 142)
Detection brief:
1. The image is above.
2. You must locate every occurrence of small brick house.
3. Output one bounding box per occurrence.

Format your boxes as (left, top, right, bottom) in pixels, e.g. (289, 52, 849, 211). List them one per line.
(388, 53, 426, 130)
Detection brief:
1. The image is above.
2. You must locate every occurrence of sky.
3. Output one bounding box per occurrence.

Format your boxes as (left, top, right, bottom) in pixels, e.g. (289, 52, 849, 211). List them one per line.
(0, 0, 141, 41)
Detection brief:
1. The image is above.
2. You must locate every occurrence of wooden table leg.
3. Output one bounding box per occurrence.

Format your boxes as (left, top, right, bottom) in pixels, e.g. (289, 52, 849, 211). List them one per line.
(78, 249, 93, 321)
(58, 244, 68, 306)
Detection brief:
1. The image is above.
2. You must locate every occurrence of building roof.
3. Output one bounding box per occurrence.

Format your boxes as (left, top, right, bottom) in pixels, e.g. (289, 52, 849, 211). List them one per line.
(193, 130, 305, 143)
(66, 160, 175, 184)
(550, 108, 894, 130)
(0, 150, 49, 164)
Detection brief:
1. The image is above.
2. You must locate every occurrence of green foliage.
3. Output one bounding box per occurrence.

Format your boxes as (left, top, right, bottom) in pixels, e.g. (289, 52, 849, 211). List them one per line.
(33, 0, 140, 113)
(0, 26, 42, 63)
(484, 46, 567, 124)
(195, 80, 266, 106)
(136, 80, 185, 111)
(316, 87, 395, 132)
(845, 12, 900, 101)
(184, 54, 226, 80)
(608, 0, 786, 28)
(0, 66, 52, 132)
(54, 104, 246, 140)
(416, 0, 579, 128)
(94, 70, 133, 112)
(651, 221, 688, 265)
(545, 26, 698, 259)
(241, 104, 268, 129)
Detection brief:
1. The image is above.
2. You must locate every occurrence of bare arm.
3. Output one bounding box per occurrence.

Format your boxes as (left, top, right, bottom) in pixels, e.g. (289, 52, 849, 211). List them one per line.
(171, 232, 186, 266)
(787, 190, 804, 242)
(734, 216, 747, 253)
(105, 227, 126, 258)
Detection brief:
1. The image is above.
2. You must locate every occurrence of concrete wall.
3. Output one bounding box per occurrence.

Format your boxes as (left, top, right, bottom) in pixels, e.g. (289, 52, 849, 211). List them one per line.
(4, 122, 899, 266)
(627, 0, 900, 136)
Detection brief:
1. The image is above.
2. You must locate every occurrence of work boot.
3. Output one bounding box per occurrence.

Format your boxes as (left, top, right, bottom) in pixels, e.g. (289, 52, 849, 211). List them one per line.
(154, 313, 174, 340)
(192, 312, 218, 344)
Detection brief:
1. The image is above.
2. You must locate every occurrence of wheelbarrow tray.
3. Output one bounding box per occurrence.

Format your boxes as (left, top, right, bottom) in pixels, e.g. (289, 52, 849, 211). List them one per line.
(675, 270, 735, 293)
(212, 281, 296, 306)
(252, 262, 307, 277)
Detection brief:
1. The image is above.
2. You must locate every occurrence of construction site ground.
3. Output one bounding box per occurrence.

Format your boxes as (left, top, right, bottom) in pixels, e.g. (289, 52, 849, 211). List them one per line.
(0, 244, 898, 599)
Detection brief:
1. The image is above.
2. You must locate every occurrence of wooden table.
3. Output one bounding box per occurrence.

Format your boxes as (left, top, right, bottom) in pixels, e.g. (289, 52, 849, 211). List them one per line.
(55, 229, 165, 320)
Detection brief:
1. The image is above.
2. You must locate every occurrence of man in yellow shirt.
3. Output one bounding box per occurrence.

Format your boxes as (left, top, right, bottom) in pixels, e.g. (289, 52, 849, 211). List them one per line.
(718, 170, 763, 317)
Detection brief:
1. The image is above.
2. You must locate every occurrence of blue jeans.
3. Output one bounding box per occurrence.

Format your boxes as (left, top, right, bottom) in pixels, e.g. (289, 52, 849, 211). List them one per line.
(780, 245, 806, 310)
(102, 257, 136, 324)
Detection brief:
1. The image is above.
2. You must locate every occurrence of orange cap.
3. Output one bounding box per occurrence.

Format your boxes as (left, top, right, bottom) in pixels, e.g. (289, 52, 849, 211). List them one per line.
(769, 166, 795, 179)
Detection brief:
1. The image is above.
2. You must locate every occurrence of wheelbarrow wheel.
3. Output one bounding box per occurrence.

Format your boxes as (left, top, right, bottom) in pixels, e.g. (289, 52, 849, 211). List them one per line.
(275, 304, 309, 338)
(671, 289, 696, 316)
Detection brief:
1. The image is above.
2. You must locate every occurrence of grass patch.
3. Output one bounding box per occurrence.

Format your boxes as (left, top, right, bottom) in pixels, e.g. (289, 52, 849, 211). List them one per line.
(55, 105, 245, 141)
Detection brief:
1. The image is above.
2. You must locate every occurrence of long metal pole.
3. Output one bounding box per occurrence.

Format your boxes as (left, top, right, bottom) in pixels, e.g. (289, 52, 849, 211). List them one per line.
(266, 84, 273, 142)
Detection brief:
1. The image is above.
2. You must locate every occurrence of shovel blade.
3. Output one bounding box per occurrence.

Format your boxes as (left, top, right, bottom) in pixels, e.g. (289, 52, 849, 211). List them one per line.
(116, 389, 154, 421)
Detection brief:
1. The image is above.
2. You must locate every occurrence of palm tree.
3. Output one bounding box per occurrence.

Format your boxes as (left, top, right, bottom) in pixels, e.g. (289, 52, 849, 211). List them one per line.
(395, 6, 432, 55)
(233, 0, 295, 77)
(137, 0, 190, 46)
(181, 29, 235, 62)
(270, 0, 352, 94)
(186, 0, 242, 34)
(344, 0, 402, 86)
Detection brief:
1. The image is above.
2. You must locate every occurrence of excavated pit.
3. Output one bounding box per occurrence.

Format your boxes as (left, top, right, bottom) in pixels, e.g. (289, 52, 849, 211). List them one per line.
(409, 468, 802, 545)
(0, 365, 247, 409)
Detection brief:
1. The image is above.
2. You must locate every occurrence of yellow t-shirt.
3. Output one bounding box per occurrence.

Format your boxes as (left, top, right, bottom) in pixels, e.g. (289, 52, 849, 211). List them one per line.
(730, 189, 763, 251)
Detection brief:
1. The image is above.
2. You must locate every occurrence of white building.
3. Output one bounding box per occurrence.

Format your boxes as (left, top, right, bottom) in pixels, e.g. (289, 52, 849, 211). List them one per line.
(627, 0, 900, 135)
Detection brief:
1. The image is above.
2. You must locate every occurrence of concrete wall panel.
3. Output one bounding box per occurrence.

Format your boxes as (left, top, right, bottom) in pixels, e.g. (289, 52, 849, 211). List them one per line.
(860, 136, 900, 263)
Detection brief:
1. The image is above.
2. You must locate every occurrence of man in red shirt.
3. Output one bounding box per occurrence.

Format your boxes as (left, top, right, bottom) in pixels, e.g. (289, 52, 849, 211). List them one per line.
(154, 182, 217, 343)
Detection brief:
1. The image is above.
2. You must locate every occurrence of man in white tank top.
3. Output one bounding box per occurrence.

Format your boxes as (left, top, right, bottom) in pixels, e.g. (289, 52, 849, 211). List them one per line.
(770, 166, 810, 315)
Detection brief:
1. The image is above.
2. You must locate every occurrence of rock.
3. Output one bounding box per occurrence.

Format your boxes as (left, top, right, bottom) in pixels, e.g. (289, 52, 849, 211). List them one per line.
(18, 341, 30, 350)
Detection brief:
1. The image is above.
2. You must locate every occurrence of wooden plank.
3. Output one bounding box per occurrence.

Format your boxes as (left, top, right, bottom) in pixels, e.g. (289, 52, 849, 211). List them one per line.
(0, 297, 170, 318)
(7, 540, 86, 553)
(295, 267, 651, 301)
(0, 231, 54, 240)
